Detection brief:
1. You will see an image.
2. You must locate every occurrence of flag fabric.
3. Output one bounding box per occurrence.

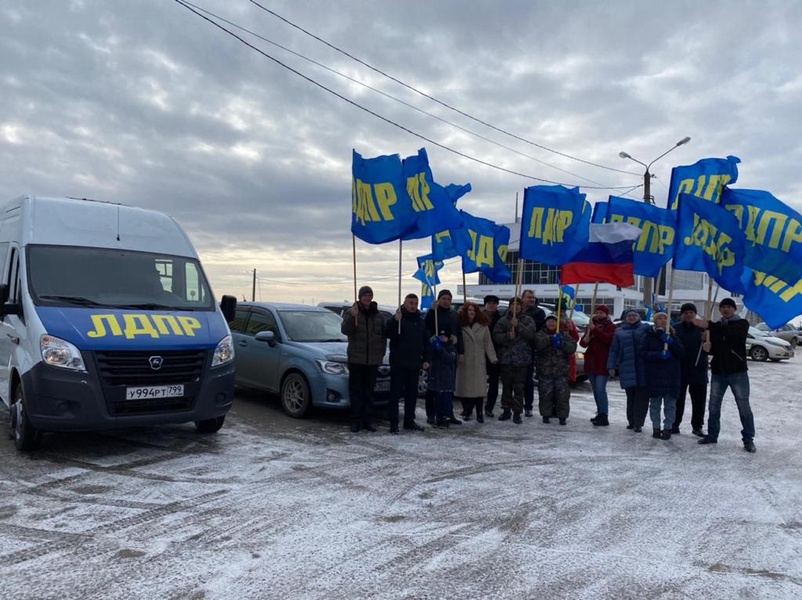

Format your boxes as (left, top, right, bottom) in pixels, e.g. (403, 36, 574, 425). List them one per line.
(591, 201, 608, 224)
(667, 155, 741, 209)
(413, 253, 443, 311)
(351, 150, 418, 244)
(412, 253, 443, 287)
(519, 185, 591, 265)
(719, 187, 802, 285)
(559, 285, 575, 310)
(459, 212, 511, 282)
(674, 194, 746, 293)
(560, 223, 642, 287)
(431, 225, 472, 262)
(607, 195, 677, 278)
(740, 267, 802, 329)
(400, 148, 466, 240)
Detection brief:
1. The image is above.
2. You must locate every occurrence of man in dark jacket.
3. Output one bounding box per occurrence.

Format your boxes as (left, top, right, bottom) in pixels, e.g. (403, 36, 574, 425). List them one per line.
(483, 295, 502, 417)
(692, 297, 756, 452)
(385, 293, 428, 434)
(341, 286, 386, 433)
(493, 297, 537, 424)
(521, 289, 546, 417)
(673, 303, 708, 436)
(640, 312, 685, 440)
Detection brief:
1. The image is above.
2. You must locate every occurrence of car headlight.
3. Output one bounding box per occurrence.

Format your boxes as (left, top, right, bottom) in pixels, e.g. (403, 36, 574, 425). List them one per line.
(316, 359, 348, 375)
(212, 334, 235, 367)
(41, 335, 86, 371)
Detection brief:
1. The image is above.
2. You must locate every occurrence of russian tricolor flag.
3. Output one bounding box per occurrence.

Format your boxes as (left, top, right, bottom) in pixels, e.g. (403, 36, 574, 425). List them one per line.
(560, 223, 641, 287)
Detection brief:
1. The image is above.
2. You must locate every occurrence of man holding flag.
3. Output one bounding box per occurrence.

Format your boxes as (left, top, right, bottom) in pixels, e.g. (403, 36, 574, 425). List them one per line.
(692, 298, 756, 453)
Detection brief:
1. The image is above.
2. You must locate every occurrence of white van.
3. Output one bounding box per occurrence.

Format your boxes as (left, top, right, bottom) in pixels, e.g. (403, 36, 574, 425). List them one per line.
(0, 196, 237, 450)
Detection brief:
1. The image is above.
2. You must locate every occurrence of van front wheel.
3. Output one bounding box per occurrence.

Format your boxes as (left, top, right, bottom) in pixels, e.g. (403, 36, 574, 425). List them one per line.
(195, 415, 225, 433)
(11, 386, 42, 452)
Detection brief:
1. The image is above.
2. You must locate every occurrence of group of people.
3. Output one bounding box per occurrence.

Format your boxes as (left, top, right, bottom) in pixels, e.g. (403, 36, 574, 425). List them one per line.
(341, 285, 757, 453)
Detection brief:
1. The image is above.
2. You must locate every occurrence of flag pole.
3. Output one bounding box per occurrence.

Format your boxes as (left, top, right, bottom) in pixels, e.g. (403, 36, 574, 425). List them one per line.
(352, 233, 358, 325)
(666, 263, 676, 323)
(461, 258, 467, 305)
(514, 258, 523, 319)
(569, 284, 579, 320)
(591, 282, 599, 314)
(397, 240, 403, 334)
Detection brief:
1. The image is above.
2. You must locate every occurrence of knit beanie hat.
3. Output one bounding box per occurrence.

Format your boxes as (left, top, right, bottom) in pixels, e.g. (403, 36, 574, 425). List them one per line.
(358, 286, 373, 298)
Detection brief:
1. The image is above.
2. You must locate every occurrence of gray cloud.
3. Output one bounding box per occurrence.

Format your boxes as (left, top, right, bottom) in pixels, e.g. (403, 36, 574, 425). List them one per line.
(1, 0, 800, 303)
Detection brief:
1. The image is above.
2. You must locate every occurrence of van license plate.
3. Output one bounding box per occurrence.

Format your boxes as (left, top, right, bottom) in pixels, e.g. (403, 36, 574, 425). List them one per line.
(126, 385, 184, 400)
(374, 380, 390, 392)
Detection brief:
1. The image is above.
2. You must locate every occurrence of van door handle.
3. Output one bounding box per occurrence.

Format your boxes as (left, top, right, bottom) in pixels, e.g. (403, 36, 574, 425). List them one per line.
(6, 334, 19, 344)
(237, 340, 248, 347)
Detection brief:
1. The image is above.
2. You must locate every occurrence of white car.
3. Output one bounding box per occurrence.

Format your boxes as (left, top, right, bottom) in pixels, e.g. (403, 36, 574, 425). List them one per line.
(755, 322, 799, 348)
(746, 326, 794, 362)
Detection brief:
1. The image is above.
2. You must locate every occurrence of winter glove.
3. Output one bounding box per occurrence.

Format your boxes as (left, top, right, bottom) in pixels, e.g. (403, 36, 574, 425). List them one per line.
(551, 334, 562, 348)
(660, 332, 674, 344)
(660, 349, 671, 360)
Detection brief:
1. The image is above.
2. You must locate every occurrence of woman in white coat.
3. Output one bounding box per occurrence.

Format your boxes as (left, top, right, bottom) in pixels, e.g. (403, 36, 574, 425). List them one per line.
(456, 302, 498, 423)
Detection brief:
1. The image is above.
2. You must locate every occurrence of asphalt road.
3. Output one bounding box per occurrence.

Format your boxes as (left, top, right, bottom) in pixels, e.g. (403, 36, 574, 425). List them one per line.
(1, 363, 801, 599)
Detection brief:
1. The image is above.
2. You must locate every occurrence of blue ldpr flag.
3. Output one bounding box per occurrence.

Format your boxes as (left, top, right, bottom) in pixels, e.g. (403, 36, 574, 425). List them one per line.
(519, 185, 590, 266)
(486, 224, 512, 283)
(607, 196, 677, 278)
(351, 150, 418, 244)
(719, 187, 802, 285)
(400, 148, 466, 240)
(740, 267, 802, 329)
(459, 212, 510, 280)
(412, 254, 443, 287)
(674, 194, 746, 293)
(591, 201, 608, 224)
(667, 155, 741, 209)
(431, 225, 472, 262)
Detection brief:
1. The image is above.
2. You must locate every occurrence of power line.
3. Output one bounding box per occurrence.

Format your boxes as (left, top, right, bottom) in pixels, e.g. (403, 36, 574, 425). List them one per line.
(179, 0, 615, 188)
(248, 0, 639, 177)
(174, 0, 639, 191)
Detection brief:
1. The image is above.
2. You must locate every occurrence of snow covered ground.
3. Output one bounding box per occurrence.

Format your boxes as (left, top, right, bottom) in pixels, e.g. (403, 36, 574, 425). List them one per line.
(1, 358, 800, 599)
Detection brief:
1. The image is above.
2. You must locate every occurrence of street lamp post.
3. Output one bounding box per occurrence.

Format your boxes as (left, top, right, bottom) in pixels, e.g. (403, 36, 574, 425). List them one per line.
(619, 136, 691, 306)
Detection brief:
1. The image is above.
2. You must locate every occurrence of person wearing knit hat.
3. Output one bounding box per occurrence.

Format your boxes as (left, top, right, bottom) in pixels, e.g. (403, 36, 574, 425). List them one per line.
(423, 287, 463, 425)
(341, 284, 385, 433)
(607, 308, 650, 432)
(673, 302, 708, 436)
(691, 297, 756, 452)
(639, 311, 685, 440)
(581, 304, 616, 427)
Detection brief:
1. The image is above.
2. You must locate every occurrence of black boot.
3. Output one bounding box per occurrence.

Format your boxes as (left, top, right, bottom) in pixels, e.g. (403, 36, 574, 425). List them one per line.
(591, 414, 609, 426)
(498, 409, 512, 421)
(474, 399, 484, 423)
(542, 416, 550, 424)
(652, 429, 662, 439)
(661, 430, 672, 440)
(513, 412, 522, 424)
(559, 418, 567, 426)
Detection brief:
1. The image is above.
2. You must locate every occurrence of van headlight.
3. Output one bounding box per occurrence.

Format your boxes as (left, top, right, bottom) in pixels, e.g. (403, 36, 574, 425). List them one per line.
(41, 335, 86, 371)
(316, 359, 348, 375)
(212, 335, 235, 367)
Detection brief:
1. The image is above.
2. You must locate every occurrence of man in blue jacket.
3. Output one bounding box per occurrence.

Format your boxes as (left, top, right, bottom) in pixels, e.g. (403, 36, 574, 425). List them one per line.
(693, 298, 756, 453)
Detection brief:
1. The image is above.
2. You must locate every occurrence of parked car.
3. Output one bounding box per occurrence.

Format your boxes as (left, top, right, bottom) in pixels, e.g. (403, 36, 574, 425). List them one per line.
(229, 303, 390, 417)
(746, 326, 794, 362)
(755, 322, 799, 348)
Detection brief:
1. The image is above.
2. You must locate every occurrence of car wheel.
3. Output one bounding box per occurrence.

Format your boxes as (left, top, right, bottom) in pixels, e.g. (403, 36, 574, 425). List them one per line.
(790, 338, 798, 348)
(281, 372, 312, 418)
(195, 415, 225, 433)
(417, 368, 428, 398)
(11, 385, 42, 452)
(750, 345, 769, 362)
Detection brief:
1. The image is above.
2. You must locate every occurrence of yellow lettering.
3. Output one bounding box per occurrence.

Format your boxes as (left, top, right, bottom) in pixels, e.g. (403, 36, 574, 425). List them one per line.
(406, 173, 433, 212)
(87, 314, 123, 338)
(178, 316, 202, 337)
(123, 314, 160, 340)
(527, 207, 544, 239)
(670, 179, 696, 209)
(152, 315, 184, 336)
(755, 210, 788, 249)
(782, 219, 802, 253)
(353, 179, 380, 225)
(373, 183, 397, 221)
(474, 235, 494, 268)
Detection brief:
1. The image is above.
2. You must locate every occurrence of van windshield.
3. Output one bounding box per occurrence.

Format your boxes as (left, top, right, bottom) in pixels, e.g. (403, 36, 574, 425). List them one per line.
(27, 245, 215, 311)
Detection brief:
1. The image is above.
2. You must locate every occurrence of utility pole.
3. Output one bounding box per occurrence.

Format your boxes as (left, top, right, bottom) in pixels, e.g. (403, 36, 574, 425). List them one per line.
(619, 136, 691, 307)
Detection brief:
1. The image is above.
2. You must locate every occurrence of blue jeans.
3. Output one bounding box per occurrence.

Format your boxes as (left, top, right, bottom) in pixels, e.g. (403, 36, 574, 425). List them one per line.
(649, 396, 677, 431)
(587, 373, 609, 415)
(707, 372, 754, 442)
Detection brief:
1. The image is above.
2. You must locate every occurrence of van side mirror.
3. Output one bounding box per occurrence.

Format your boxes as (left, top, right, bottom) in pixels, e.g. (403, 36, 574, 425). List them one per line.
(0, 283, 8, 305)
(220, 295, 237, 322)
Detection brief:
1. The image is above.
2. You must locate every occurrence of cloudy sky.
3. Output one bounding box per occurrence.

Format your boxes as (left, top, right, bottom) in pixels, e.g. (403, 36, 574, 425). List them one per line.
(2, 0, 800, 305)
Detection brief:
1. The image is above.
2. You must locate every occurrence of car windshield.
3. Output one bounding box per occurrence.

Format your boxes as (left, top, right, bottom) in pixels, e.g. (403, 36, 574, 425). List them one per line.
(749, 326, 770, 337)
(279, 310, 347, 342)
(28, 245, 214, 310)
